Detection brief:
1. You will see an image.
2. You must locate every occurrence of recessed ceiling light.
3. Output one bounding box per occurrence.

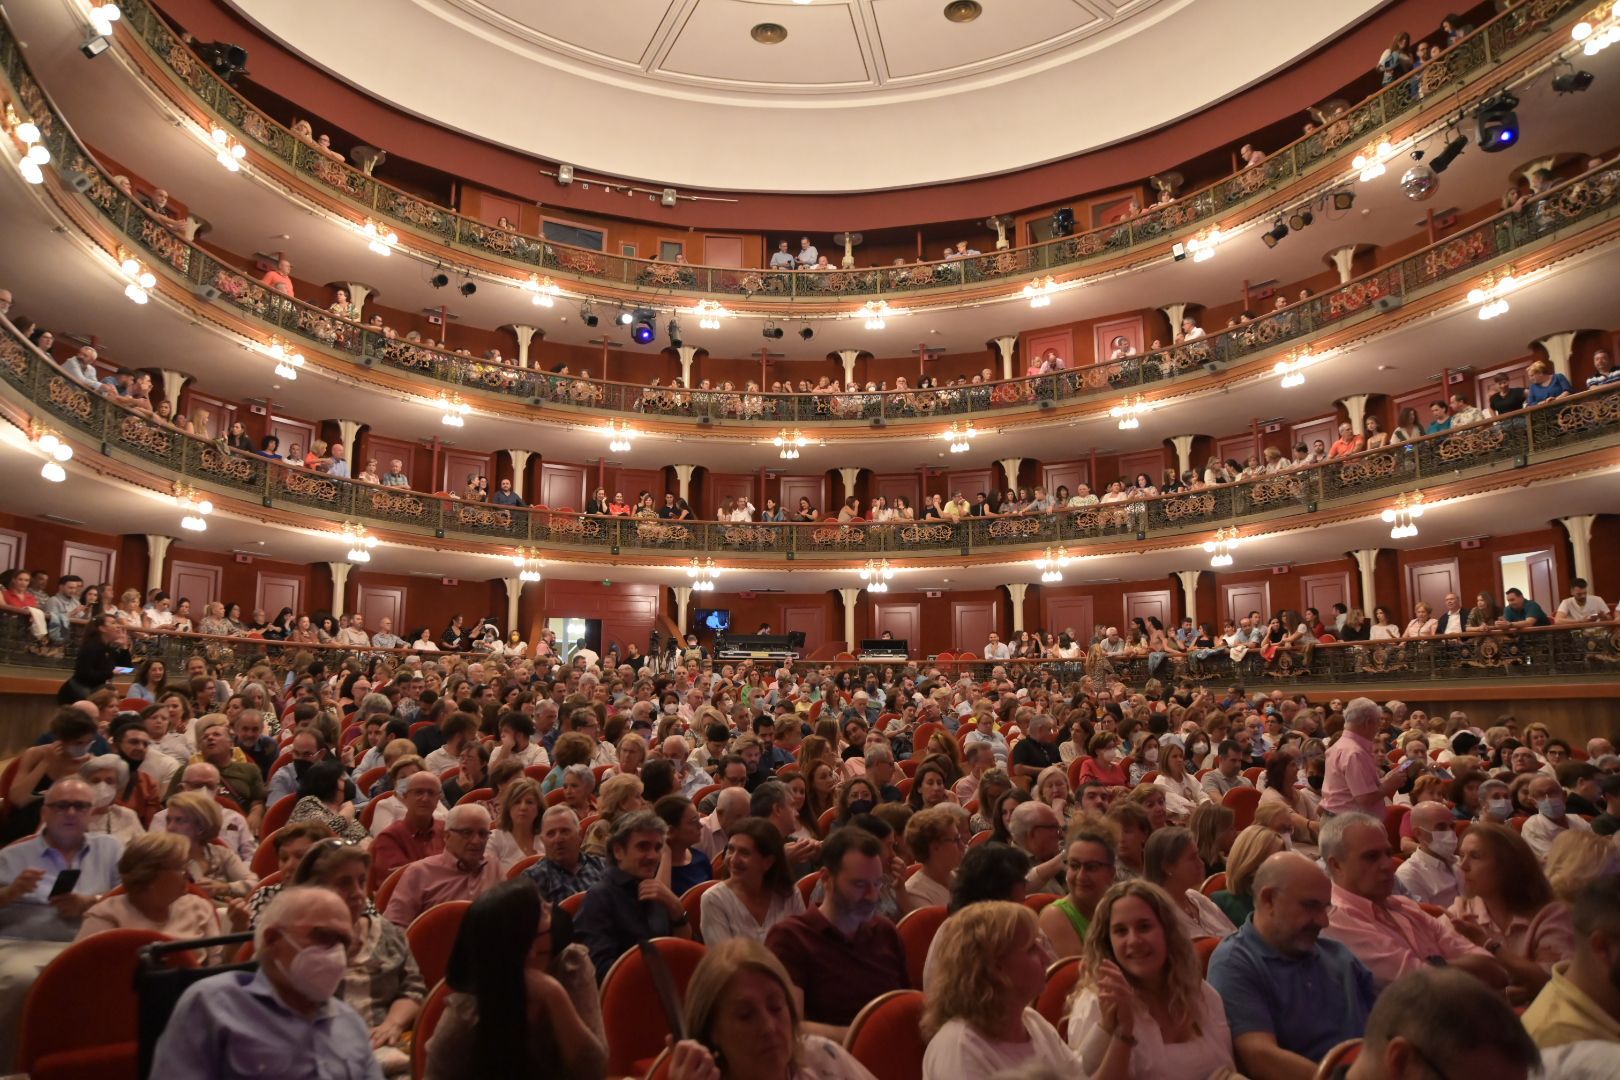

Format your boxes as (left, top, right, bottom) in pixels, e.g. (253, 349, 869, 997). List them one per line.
(751, 23, 788, 44)
(944, 1, 982, 23)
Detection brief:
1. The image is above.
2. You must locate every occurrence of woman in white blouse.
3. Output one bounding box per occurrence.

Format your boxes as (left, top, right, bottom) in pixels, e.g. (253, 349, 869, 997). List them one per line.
(1152, 741, 1209, 824)
(903, 806, 962, 910)
(488, 778, 544, 874)
(1068, 880, 1236, 1079)
(1143, 827, 1236, 941)
(699, 818, 804, 946)
(1368, 604, 1402, 641)
(1404, 600, 1438, 638)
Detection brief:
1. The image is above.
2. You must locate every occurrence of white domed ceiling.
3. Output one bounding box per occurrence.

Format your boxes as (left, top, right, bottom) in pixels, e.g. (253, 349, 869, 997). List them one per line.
(227, 0, 1387, 192)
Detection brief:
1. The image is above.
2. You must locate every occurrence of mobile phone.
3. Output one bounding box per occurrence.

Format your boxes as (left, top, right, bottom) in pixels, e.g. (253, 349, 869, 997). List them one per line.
(113, 666, 134, 675)
(48, 869, 82, 898)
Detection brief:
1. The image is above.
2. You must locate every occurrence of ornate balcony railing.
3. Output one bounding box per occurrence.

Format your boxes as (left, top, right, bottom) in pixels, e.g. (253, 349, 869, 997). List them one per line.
(5, 310, 1620, 562)
(103, 0, 1591, 303)
(3, 7, 1619, 427)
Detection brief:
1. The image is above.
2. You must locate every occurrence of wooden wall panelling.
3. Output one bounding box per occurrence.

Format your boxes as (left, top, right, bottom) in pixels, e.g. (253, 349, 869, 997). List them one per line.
(178, 388, 236, 440)
(167, 561, 221, 610)
(0, 528, 24, 574)
(870, 473, 921, 512)
(1392, 387, 1443, 429)
(256, 571, 304, 617)
(1215, 433, 1256, 467)
(610, 468, 666, 501)
(1521, 550, 1558, 611)
(1021, 329, 1074, 372)
(537, 463, 587, 510)
(1473, 359, 1532, 409)
(1289, 414, 1340, 456)
(360, 435, 417, 479)
(871, 602, 921, 646)
(779, 604, 829, 657)
(1040, 594, 1094, 639)
(269, 416, 315, 457)
(1299, 571, 1352, 618)
(702, 236, 745, 267)
(61, 542, 116, 590)
(704, 474, 756, 519)
(1404, 558, 1460, 615)
(951, 600, 1001, 653)
(1040, 461, 1090, 499)
(1123, 589, 1173, 629)
(1116, 449, 1167, 486)
(778, 475, 828, 519)
(441, 450, 494, 495)
(1222, 581, 1271, 625)
(355, 584, 407, 635)
(946, 468, 995, 499)
(1091, 316, 1145, 367)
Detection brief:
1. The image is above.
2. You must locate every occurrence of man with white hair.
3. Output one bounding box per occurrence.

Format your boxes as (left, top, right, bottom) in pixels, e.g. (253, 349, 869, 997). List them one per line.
(382, 803, 498, 927)
(152, 762, 257, 861)
(1321, 697, 1409, 818)
(1520, 773, 1593, 860)
(1394, 801, 1465, 906)
(370, 771, 447, 880)
(1587, 736, 1615, 761)
(1009, 800, 1066, 895)
(659, 734, 711, 798)
(153, 886, 383, 1078)
(525, 805, 607, 906)
(696, 786, 750, 861)
(369, 616, 406, 650)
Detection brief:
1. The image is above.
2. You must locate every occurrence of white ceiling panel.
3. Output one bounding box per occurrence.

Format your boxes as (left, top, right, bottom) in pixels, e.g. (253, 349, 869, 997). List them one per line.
(873, 0, 1102, 81)
(659, 1, 874, 88)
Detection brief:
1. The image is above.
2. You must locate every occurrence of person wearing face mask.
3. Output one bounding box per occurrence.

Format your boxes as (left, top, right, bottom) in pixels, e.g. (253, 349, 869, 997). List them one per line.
(77, 755, 143, 843)
(1478, 777, 1516, 824)
(1521, 774, 1593, 860)
(152, 886, 385, 1079)
(1395, 801, 1466, 907)
(2, 708, 100, 844)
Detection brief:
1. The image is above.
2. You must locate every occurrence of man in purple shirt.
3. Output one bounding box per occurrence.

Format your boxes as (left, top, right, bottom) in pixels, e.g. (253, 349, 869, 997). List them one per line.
(766, 827, 909, 1036)
(382, 804, 499, 926)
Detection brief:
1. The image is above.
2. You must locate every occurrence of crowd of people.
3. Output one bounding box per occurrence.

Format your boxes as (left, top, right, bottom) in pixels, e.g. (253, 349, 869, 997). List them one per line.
(1, 610, 1617, 1076)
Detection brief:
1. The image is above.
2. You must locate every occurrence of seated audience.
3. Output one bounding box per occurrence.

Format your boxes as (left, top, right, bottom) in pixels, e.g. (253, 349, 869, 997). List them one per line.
(525, 805, 607, 906)
(1143, 825, 1237, 940)
(654, 794, 714, 896)
(1393, 800, 1465, 907)
(288, 760, 369, 845)
(79, 753, 144, 842)
(383, 803, 500, 927)
(1040, 819, 1118, 958)
(246, 820, 332, 926)
(1447, 820, 1573, 1001)
(903, 805, 964, 909)
(1522, 876, 1620, 1059)
(700, 817, 805, 946)
(574, 809, 692, 979)
(370, 771, 446, 882)
(1520, 773, 1593, 859)
(76, 830, 217, 949)
(488, 778, 544, 874)
(165, 790, 257, 899)
(1344, 967, 1541, 1080)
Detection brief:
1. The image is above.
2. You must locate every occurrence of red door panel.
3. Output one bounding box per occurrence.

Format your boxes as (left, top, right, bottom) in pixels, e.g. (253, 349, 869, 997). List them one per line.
(538, 463, 587, 511)
(951, 600, 1001, 654)
(1040, 595, 1094, 641)
(1222, 582, 1271, 626)
(871, 602, 920, 647)
(1404, 558, 1459, 615)
(256, 572, 304, 619)
(780, 604, 828, 658)
(1124, 589, 1173, 630)
(1299, 571, 1352, 620)
(355, 584, 408, 638)
(61, 542, 116, 592)
(167, 561, 221, 611)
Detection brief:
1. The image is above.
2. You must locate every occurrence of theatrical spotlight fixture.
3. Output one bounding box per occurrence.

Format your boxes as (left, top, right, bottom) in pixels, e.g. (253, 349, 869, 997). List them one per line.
(208, 126, 246, 171)
(861, 300, 891, 330)
(1023, 276, 1057, 308)
(1035, 546, 1070, 584)
(117, 251, 156, 304)
(429, 271, 449, 289)
(1574, 14, 1619, 55)
(579, 302, 599, 328)
(941, 420, 978, 454)
(1352, 138, 1395, 182)
(1203, 526, 1238, 568)
(772, 429, 809, 459)
(341, 521, 379, 563)
(459, 280, 477, 298)
(438, 391, 470, 427)
(1381, 491, 1424, 539)
(174, 483, 213, 532)
(666, 319, 683, 349)
(604, 420, 636, 454)
(1274, 345, 1312, 388)
(1185, 226, 1223, 262)
(631, 317, 656, 346)
(1476, 92, 1519, 153)
(511, 546, 544, 582)
(87, 2, 121, 37)
(616, 309, 635, 327)
(34, 426, 72, 482)
(7, 106, 49, 184)
(268, 337, 305, 381)
(1332, 190, 1356, 211)
(762, 322, 785, 340)
(686, 557, 719, 591)
(1261, 220, 1289, 249)
(1552, 67, 1595, 93)
(799, 326, 815, 341)
(859, 560, 894, 592)
(1109, 395, 1152, 430)
(523, 275, 560, 307)
(694, 300, 727, 330)
(1467, 266, 1517, 319)
(363, 219, 398, 256)
(1050, 207, 1076, 237)
(1429, 130, 1468, 173)
(1288, 207, 1314, 231)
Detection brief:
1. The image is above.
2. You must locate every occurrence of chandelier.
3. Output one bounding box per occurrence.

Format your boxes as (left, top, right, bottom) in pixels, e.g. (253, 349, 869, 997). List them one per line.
(1273, 345, 1312, 388)
(118, 251, 156, 305)
(694, 299, 729, 330)
(438, 391, 469, 427)
(859, 560, 894, 592)
(6, 105, 49, 185)
(34, 426, 72, 482)
(941, 421, 978, 454)
(605, 420, 636, 453)
(1352, 138, 1395, 183)
(772, 429, 808, 459)
(1023, 276, 1057, 308)
(1035, 546, 1070, 583)
(342, 521, 378, 563)
(1573, 16, 1618, 55)
(1203, 526, 1238, 567)
(686, 557, 719, 591)
(209, 126, 246, 172)
(511, 546, 543, 583)
(1467, 267, 1517, 320)
(524, 275, 561, 307)
(88, 2, 122, 37)
(269, 337, 305, 381)
(363, 219, 398, 256)
(1381, 492, 1425, 539)
(175, 483, 213, 532)
(861, 301, 891, 330)
(1186, 226, 1223, 263)
(1109, 395, 1153, 430)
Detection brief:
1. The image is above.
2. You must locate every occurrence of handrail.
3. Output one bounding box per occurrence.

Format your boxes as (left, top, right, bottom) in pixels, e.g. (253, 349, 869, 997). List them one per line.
(8, 5, 1620, 428)
(5, 307, 1620, 562)
(109, 0, 1592, 302)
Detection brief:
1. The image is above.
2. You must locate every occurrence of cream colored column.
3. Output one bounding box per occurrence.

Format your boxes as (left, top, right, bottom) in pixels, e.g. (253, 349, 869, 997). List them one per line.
(1537, 332, 1577, 381)
(672, 465, 697, 503)
(1338, 394, 1370, 435)
(996, 458, 1023, 490)
(838, 588, 862, 651)
(677, 346, 699, 386)
(993, 336, 1018, 381)
(1352, 549, 1381, 616)
(672, 586, 693, 635)
(1557, 515, 1596, 586)
(345, 283, 372, 314)
(1169, 436, 1196, 478)
(1326, 247, 1358, 284)
(1005, 583, 1028, 633)
(145, 535, 172, 595)
(838, 468, 862, 501)
(837, 350, 860, 387)
(1161, 304, 1188, 339)
(503, 576, 523, 633)
(327, 561, 351, 619)
(510, 325, 539, 369)
(332, 420, 362, 467)
(1175, 570, 1200, 629)
(1518, 157, 1558, 185)
(506, 450, 532, 499)
(157, 370, 188, 414)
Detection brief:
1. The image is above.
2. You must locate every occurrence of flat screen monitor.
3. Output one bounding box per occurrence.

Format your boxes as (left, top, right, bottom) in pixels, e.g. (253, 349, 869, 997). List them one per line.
(694, 609, 731, 632)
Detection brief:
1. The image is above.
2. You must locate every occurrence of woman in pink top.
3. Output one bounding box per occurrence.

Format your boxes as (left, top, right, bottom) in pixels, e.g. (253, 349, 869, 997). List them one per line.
(1446, 822, 1573, 1002)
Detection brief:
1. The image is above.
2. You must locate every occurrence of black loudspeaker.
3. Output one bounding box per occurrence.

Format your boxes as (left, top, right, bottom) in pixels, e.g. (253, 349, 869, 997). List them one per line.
(870, 417, 886, 428)
(1038, 399, 1054, 409)
(1373, 295, 1404, 314)
(697, 415, 712, 426)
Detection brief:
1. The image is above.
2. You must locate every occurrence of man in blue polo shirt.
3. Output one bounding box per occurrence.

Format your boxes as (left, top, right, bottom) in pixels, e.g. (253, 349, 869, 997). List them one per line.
(1498, 587, 1551, 628)
(1207, 851, 1377, 1080)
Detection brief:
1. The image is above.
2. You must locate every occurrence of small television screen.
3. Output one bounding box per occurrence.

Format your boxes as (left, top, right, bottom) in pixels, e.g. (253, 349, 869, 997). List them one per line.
(695, 609, 731, 632)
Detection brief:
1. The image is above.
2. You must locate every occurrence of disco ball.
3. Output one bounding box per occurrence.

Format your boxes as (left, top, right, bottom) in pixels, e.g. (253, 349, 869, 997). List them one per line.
(1400, 162, 1437, 201)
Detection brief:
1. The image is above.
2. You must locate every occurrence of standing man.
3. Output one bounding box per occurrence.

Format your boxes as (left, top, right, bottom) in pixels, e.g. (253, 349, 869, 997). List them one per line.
(796, 237, 818, 268)
(1320, 697, 1408, 819)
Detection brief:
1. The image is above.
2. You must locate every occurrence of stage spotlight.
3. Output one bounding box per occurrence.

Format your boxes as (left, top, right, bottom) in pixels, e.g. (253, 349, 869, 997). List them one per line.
(1332, 190, 1356, 211)
(1261, 220, 1289, 249)
(632, 319, 656, 345)
(762, 323, 784, 340)
(429, 272, 449, 289)
(1552, 69, 1594, 94)
(666, 319, 683, 348)
(580, 303, 598, 328)
(1051, 207, 1076, 237)
(1288, 208, 1314, 231)
(1430, 133, 1468, 173)
(616, 310, 634, 326)
(460, 281, 477, 297)
(1476, 91, 1520, 153)
(799, 326, 814, 341)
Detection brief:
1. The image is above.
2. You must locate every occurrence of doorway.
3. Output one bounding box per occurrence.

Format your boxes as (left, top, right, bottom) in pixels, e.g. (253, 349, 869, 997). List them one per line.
(546, 617, 600, 658)
(1498, 550, 1556, 610)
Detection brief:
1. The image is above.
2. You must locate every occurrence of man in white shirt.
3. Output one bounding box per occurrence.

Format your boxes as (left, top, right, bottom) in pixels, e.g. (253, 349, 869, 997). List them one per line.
(723, 498, 755, 523)
(1395, 801, 1465, 907)
(325, 443, 351, 479)
(796, 237, 818, 267)
(59, 345, 100, 386)
(1521, 774, 1593, 859)
(768, 241, 796, 270)
(1555, 578, 1611, 623)
(1434, 592, 1469, 635)
(571, 640, 599, 669)
(336, 613, 371, 648)
(983, 634, 1011, 660)
(1180, 316, 1206, 341)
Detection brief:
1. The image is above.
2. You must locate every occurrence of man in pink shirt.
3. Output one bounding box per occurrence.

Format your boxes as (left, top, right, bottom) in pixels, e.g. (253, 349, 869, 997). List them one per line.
(1320, 698, 1408, 817)
(259, 256, 295, 298)
(383, 803, 499, 926)
(370, 772, 445, 883)
(1319, 812, 1506, 990)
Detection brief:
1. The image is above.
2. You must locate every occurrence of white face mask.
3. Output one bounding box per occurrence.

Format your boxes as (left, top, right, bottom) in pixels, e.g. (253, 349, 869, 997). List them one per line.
(1485, 798, 1513, 820)
(1536, 797, 1565, 820)
(91, 781, 116, 809)
(282, 940, 347, 1002)
(1425, 830, 1458, 859)
(1100, 748, 1119, 765)
(1143, 748, 1159, 764)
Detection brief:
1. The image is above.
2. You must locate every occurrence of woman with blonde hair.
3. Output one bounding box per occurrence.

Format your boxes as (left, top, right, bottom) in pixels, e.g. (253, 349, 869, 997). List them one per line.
(77, 831, 220, 958)
(164, 790, 257, 898)
(1152, 740, 1208, 823)
(1067, 880, 1235, 1076)
(920, 901, 1081, 1076)
(1143, 826, 1236, 940)
(1446, 820, 1573, 998)
(489, 777, 544, 873)
(581, 773, 644, 857)
(1187, 801, 1235, 877)
(613, 732, 647, 778)
(1209, 824, 1287, 926)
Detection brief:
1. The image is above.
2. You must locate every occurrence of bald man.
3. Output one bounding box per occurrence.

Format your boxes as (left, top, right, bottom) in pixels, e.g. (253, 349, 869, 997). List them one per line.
(1207, 852, 1378, 1080)
(1394, 800, 1465, 907)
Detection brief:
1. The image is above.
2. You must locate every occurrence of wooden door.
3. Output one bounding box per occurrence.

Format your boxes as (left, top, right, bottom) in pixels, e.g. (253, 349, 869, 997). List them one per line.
(702, 236, 745, 268)
(0, 528, 25, 574)
(610, 468, 665, 501)
(61, 542, 116, 590)
(778, 475, 828, 519)
(705, 474, 756, 519)
(1404, 558, 1460, 615)
(1215, 433, 1256, 467)
(1474, 360, 1531, 410)
(256, 572, 303, 619)
(180, 389, 236, 441)
(1040, 461, 1090, 500)
(871, 602, 921, 647)
(870, 473, 921, 512)
(538, 463, 587, 511)
(361, 435, 416, 483)
(1289, 414, 1339, 456)
(355, 584, 407, 636)
(780, 604, 828, 657)
(1222, 581, 1271, 626)
(946, 468, 995, 500)
(1117, 449, 1167, 486)
(269, 416, 315, 458)
(1392, 388, 1443, 431)
(1299, 571, 1352, 619)
(1124, 589, 1173, 630)
(167, 561, 220, 610)
(951, 600, 1001, 654)
(1092, 316, 1144, 367)
(441, 450, 493, 495)
(1520, 550, 1557, 611)
(1041, 595, 1094, 640)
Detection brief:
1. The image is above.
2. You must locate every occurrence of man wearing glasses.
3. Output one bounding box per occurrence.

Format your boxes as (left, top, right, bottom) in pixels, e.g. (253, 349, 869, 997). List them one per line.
(381, 804, 498, 928)
(0, 777, 123, 940)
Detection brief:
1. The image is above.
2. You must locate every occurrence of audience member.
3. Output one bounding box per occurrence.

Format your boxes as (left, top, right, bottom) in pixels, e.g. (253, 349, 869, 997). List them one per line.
(382, 803, 499, 927)
(574, 809, 691, 979)
(1343, 967, 1540, 1080)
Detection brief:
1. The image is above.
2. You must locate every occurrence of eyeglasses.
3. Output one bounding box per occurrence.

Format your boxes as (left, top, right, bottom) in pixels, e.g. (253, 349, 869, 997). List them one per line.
(1067, 860, 1114, 873)
(46, 800, 93, 812)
